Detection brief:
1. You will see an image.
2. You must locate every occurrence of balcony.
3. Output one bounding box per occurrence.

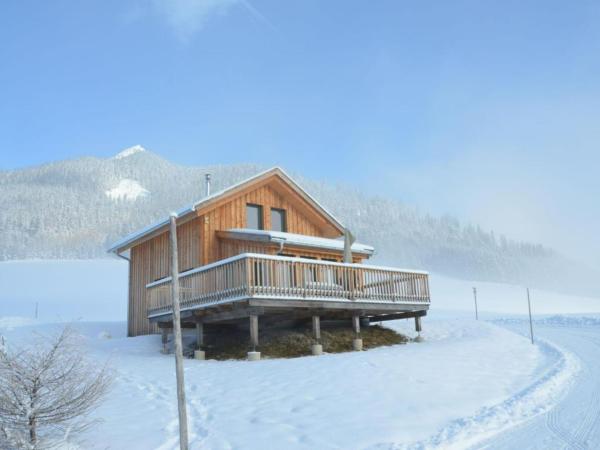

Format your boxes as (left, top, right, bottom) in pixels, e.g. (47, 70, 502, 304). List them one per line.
(146, 253, 431, 319)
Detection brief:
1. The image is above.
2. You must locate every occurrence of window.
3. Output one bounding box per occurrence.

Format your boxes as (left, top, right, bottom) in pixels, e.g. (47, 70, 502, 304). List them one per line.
(270, 208, 287, 232)
(246, 204, 263, 230)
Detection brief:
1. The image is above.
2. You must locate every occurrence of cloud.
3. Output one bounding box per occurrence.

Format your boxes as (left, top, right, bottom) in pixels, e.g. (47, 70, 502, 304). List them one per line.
(152, 0, 240, 41)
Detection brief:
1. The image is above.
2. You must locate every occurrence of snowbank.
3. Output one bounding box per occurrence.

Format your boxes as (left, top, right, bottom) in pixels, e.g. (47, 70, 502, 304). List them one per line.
(0, 260, 592, 449)
(1, 318, 550, 450)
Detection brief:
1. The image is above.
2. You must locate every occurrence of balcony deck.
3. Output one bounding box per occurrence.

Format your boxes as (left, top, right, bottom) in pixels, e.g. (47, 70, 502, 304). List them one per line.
(146, 253, 431, 322)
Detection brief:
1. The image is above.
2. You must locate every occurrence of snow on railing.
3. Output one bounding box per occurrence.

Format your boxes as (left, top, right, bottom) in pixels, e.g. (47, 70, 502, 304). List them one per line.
(146, 253, 430, 318)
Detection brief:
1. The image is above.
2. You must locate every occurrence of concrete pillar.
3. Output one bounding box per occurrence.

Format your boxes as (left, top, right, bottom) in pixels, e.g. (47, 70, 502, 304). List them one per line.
(311, 344, 323, 355)
(195, 322, 204, 349)
(194, 350, 206, 360)
(352, 339, 363, 351)
(247, 351, 261, 361)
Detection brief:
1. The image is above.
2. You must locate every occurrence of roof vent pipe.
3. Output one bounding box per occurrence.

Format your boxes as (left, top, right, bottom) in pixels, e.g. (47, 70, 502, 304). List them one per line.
(205, 173, 211, 196)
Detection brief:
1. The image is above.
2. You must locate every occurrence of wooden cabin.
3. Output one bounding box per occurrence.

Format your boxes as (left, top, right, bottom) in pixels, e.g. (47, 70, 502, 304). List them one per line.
(108, 167, 430, 352)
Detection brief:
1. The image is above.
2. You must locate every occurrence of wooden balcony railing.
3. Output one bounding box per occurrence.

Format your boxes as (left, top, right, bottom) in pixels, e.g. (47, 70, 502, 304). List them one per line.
(146, 253, 430, 318)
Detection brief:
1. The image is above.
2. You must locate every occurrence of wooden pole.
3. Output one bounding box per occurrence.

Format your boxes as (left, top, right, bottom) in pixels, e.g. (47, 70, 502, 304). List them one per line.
(196, 322, 204, 349)
(249, 315, 259, 352)
(312, 315, 321, 344)
(161, 328, 169, 354)
(527, 288, 534, 345)
(352, 314, 360, 337)
(169, 214, 189, 450)
(472, 287, 479, 320)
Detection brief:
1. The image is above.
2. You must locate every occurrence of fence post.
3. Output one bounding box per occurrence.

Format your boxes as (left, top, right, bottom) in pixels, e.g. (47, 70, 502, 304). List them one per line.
(473, 287, 478, 320)
(527, 288, 534, 345)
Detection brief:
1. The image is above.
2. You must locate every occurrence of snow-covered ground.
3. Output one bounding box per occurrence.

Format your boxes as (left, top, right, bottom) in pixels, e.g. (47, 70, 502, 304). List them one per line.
(105, 179, 150, 201)
(1, 260, 600, 449)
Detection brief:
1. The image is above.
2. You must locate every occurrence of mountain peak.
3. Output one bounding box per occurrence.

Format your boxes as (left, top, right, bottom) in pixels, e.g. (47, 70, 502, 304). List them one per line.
(113, 145, 146, 160)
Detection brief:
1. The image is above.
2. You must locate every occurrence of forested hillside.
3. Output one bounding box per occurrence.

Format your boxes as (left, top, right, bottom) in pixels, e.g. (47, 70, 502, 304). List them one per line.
(1, 146, 596, 296)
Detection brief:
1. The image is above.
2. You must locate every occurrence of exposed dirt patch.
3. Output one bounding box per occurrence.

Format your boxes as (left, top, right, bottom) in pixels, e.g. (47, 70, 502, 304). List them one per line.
(195, 323, 410, 360)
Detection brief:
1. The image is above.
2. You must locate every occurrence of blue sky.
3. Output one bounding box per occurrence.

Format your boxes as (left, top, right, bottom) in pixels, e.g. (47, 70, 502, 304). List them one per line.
(1, 0, 599, 267)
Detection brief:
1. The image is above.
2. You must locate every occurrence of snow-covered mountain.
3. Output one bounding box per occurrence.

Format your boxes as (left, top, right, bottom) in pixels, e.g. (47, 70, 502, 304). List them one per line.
(1, 146, 598, 297)
(111, 144, 146, 160)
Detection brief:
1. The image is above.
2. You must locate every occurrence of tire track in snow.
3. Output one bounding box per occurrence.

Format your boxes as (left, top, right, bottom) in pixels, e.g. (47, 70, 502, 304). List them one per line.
(386, 332, 580, 450)
(565, 333, 600, 448)
(539, 331, 600, 450)
(473, 326, 600, 450)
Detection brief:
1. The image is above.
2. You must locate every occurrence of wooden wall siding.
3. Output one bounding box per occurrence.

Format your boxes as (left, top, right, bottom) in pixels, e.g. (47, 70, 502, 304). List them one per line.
(128, 180, 354, 336)
(128, 219, 201, 336)
(200, 183, 327, 266)
(129, 241, 159, 336)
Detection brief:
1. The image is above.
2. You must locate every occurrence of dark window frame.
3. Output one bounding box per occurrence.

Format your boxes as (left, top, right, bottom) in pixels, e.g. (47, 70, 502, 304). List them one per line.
(246, 203, 264, 230)
(270, 207, 287, 232)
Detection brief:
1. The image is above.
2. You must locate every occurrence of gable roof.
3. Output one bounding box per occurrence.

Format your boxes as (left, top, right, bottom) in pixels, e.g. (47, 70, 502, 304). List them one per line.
(107, 167, 346, 254)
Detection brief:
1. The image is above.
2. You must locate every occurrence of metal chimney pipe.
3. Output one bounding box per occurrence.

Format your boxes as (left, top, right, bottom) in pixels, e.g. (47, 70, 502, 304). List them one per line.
(205, 173, 211, 196)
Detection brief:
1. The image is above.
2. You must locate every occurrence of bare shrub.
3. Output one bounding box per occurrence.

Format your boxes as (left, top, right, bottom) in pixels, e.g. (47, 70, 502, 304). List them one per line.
(0, 326, 111, 449)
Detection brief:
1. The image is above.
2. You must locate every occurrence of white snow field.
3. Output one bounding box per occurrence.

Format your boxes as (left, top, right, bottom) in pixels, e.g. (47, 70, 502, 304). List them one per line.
(1, 259, 600, 449)
(105, 179, 150, 201)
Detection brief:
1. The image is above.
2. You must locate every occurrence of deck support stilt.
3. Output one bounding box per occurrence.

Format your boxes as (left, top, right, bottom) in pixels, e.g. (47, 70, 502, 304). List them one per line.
(161, 328, 169, 354)
(248, 314, 260, 361)
(311, 315, 323, 355)
(352, 314, 363, 351)
(414, 316, 423, 342)
(194, 322, 205, 360)
(195, 322, 204, 348)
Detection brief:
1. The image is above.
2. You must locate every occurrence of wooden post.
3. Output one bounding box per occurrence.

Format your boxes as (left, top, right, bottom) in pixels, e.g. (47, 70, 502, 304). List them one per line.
(352, 314, 360, 337)
(473, 287, 479, 320)
(249, 315, 259, 352)
(195, 322, 204, 349)
(169, 214, 189, 450)
(415, 316, 422, 333)
(527, 288, 534, 345)
(311, 315, 323, 355)
(312, 315, 321, 344)
(352, 314, 362, 351)
(161, 328, 169, 353)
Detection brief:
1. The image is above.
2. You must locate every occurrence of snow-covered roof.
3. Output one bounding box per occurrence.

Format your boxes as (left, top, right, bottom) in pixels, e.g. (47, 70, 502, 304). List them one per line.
(219, 229, 375, 256)
(107, 167, 346, 254)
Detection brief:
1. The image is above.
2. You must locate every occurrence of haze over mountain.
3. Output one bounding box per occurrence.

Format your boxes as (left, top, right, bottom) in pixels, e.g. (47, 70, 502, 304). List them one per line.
(1, 146, 597, 298)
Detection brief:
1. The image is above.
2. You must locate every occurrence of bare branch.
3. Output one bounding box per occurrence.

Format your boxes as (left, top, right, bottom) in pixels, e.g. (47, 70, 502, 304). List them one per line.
(0, 326, 112, 449)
